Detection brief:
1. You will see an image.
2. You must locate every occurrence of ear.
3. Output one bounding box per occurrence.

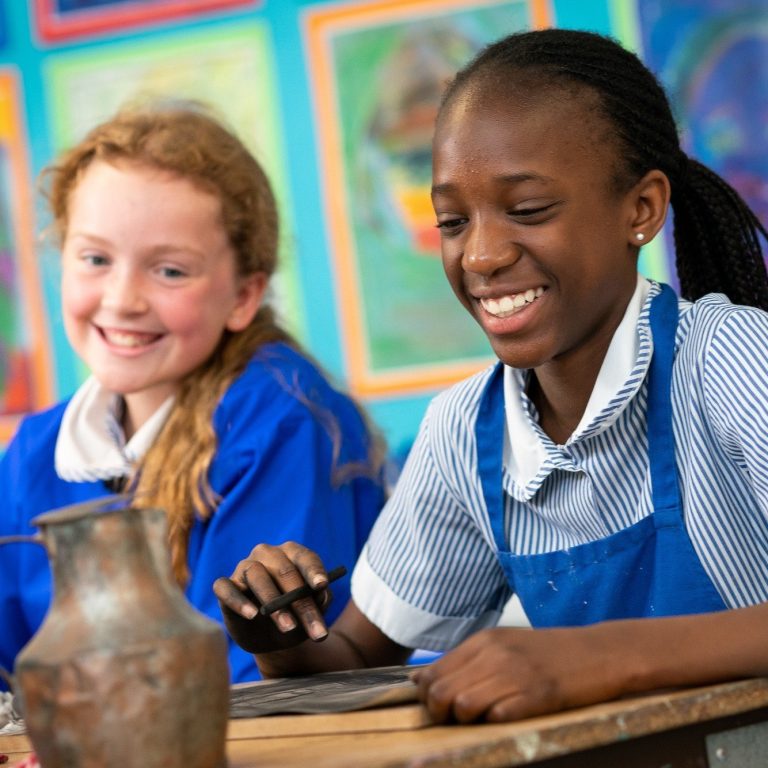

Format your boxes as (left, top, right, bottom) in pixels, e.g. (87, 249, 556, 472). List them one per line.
(225, 272, 268, 332)
(625, 169, 671, 246)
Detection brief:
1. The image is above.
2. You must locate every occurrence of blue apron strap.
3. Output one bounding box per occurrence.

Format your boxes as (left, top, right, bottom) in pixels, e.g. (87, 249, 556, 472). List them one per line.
(646, 284, 682, 514)
(479, 283, 681, 549)
(476, 363, 508, 552)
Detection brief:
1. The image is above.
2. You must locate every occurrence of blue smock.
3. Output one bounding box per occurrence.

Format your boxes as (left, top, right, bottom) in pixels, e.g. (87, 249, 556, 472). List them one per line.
(476, 285, 727, 625)
(0, 342, 385, 683)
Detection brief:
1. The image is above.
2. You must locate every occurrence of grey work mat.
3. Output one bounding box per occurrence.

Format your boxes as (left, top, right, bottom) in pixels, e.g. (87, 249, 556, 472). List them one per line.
(229, 664, 426, 717)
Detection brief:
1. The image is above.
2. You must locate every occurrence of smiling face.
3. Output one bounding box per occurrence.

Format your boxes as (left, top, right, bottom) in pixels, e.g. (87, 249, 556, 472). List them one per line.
(61, 160, 264, 431)
(432, 82, 641, 377)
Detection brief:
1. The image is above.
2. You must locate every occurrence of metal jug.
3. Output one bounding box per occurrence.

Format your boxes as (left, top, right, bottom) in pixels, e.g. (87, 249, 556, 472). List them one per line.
(1, 497, 229, 767)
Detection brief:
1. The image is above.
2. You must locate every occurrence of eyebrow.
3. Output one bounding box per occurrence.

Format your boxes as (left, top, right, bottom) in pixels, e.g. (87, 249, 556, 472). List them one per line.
(67, 232, 206, 259)
(66, 231, 112, 246)
(431, 172, 555, 197)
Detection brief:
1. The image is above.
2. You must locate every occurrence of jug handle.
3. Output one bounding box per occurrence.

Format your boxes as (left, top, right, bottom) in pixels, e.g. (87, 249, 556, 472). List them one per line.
(0, 535, 43, 547)
(0, 665, 13, 692)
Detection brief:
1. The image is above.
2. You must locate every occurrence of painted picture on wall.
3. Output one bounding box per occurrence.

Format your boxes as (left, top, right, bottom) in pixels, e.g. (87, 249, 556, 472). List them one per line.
(637, 0, 768, 262)
(0, 70, 53, 442)
(305, 0, 552, 396)
(43, 21, 302, 391)
(33, 0, 260, 43)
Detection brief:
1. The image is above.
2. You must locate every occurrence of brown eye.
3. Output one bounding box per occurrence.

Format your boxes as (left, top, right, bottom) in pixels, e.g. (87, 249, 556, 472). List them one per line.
(435, 218, 466, 235)
(511, 205, 550, 217)
(508, 202, 559, 223)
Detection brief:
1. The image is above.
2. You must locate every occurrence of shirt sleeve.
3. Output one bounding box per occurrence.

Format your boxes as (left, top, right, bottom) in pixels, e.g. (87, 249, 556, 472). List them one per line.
(701, 305, 768, 509)
(353, 398, 510, 652)
(184, 364, 384, 683)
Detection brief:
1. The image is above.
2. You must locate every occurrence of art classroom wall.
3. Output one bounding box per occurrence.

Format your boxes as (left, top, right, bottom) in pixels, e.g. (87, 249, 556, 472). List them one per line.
(0, 0, 765, 456)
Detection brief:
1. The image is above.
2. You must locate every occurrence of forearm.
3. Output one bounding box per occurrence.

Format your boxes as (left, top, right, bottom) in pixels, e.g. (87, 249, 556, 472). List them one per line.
(599, 602, 768, 696)
(255, 630, 368, 678)
(256, 600, 412, 678)
(410, 603, 768, 724)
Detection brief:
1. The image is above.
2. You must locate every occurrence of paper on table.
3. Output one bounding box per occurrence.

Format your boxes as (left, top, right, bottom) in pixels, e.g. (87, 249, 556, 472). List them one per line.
(229, 664, 425, 718)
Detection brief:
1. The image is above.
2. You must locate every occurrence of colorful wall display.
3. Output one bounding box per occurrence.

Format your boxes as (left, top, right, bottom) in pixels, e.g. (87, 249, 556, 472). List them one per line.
(0, 71, 52, 442)
(33, 0, 260, 43)
(0, 1, 763, 451)
(304, 0, 552, 397)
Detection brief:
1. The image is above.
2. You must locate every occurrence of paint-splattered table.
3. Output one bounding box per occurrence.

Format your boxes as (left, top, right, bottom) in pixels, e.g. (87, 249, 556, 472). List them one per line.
(4, 678, 768, 766)
(225, 678, 768, 767)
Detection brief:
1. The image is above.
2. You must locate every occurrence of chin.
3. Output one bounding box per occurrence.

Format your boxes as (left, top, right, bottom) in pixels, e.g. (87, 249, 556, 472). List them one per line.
(90, 375, 144, 396)
(491, 343, 551, 371)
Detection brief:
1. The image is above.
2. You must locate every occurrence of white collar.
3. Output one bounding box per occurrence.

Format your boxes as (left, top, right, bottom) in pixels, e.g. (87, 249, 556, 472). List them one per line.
(503, 274, 652, 488)
(55, 376, 175, 482)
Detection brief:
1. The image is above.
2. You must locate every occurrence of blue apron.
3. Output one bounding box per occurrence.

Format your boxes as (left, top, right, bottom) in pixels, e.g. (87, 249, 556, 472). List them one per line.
(476, 284, 727, 627)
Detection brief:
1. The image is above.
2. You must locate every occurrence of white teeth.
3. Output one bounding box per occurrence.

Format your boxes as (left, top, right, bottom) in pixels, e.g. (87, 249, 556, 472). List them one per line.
(103, 330, 158, 348)
(480, 287, 545, 318)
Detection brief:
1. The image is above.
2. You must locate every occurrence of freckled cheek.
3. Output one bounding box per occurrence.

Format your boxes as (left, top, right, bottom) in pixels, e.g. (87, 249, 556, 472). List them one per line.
(154, 294, 228, 341)
(60, 292, 97, 356)
(61, 277, 99, 324)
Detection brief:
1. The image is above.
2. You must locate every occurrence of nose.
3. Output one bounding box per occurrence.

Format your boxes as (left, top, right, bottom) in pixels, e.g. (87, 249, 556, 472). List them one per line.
(101, 268, 148, 315)
(462, 215, 520, 276)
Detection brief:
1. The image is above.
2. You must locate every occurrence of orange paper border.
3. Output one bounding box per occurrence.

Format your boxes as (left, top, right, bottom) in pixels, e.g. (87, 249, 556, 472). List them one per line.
(304, 0, 553, 397)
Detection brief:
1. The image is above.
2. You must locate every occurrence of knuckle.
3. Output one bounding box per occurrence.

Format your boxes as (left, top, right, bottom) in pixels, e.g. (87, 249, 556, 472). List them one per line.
(237, 557, 258, 572)
(452, 692, 480, 723)
(421, 666, 437, 685)
(426, 678, 451, 708)
(276, 563, 300, 579)
(291, 596, 319, 618)
(488, 698, 520, 722)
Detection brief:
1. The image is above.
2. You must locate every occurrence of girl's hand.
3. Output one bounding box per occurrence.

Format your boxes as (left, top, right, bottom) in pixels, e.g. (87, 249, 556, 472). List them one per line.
(414, 605, 768, 723)
(411, 625, 626, 723)
(213, 542, 334, 654)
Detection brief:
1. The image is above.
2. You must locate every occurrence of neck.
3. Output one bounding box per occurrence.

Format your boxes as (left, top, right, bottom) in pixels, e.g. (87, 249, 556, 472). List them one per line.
(121, 407, 138, 442)
(122, 388, 175, 441)
(528, 364, 600, 445)
(528, 276, 642, 444)
(529, 317, 623, 446)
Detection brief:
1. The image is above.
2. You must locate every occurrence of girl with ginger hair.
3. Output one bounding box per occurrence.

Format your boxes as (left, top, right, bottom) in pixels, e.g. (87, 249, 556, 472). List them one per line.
(0, 103, 386, 683)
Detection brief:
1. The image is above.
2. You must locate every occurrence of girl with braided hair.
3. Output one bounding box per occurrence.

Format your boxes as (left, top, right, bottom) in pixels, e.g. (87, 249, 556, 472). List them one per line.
(215, 28, 768, 721)
(0, 102, 386, 685)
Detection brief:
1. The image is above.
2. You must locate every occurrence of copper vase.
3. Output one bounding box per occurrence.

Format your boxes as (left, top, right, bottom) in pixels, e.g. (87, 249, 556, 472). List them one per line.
(6, 498, 229, 767)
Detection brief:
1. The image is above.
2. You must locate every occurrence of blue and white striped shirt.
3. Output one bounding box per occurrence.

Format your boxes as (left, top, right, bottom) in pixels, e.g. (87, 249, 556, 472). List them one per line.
(352, 280, 768, 651)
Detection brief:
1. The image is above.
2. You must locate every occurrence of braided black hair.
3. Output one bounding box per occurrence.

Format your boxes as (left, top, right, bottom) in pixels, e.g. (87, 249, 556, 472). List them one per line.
(440, 28, 768, 310)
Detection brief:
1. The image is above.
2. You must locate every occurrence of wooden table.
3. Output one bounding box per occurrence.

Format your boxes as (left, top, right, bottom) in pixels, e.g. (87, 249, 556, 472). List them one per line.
(3, 678, 768, 766)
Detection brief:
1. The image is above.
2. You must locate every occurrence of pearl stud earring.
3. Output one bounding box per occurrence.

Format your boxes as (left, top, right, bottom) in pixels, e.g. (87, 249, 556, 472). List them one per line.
(635, 232, 645, 242)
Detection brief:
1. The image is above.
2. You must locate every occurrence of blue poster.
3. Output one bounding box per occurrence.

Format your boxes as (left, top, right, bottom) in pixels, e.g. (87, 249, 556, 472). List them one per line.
(638, 0, 768, 228)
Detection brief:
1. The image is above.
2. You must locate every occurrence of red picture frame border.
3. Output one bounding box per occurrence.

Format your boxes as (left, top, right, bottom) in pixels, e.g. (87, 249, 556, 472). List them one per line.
(34, 0, 260, 43)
